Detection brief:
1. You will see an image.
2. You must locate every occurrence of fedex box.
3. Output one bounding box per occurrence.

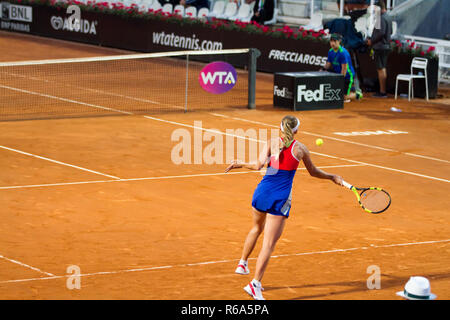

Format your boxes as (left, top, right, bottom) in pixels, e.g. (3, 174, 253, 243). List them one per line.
(273, 71, 344, 111)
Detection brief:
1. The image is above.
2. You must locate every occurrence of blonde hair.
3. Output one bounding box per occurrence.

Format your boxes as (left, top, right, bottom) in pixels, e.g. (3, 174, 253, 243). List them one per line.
(280, 115, 299, 148)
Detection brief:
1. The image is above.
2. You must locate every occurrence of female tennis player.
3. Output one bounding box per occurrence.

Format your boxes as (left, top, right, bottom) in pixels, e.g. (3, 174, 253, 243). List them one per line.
(225, 115, 344, 300)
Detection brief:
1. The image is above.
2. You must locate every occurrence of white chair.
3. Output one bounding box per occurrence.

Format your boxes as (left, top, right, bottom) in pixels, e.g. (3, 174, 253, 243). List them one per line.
(366, 5, 381, 37)
(151, 0, 162, 11)
(173, 4, 185, 16)
(185, 6, 198, 18)
(217, 1, 238, 19)
(303, 12, 323, 31)
(197, 7, 210, 19)
(354, 16, 368, 38)
(123, 0, 135, 7)
(263, 0, 277, 25)
(391, 21, 398, 38)
(264, 8, 278, 25)
(395, 57, 429, 101)
(208, 1, 226, 18)
(139, 0, 153, 11)
(162, 3, 173, 13)
(229, 3, 252, 22)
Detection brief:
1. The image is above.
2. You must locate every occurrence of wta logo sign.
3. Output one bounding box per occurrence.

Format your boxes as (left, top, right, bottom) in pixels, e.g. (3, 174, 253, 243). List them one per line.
(199, 62, 237, 94)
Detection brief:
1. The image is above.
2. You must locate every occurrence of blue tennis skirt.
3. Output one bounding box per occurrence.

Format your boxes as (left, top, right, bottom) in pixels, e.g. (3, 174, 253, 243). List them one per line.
(251, 168, 296, 218)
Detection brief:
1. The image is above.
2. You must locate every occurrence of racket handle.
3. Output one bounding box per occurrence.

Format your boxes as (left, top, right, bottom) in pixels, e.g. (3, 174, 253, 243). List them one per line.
(342, 180, 353, 190)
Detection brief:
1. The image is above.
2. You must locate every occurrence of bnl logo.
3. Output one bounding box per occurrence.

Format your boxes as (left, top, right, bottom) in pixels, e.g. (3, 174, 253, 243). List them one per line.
(1, 3, 32, 22)
(297, 84, 341, 102)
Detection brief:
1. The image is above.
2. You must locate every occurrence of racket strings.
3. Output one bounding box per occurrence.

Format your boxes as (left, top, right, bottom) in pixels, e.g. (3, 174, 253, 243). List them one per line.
(360, 189, 391, 213)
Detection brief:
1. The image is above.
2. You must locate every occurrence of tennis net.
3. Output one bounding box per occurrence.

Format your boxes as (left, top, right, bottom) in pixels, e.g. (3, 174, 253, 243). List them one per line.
(0, 48, 259, 121)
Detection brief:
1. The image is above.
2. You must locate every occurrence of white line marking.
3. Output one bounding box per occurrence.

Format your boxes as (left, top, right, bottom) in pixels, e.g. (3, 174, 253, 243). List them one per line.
(209, 113, 450, 164)
(2, 71, 186, 111)
(0, 239, 448, 285)
(0, 254, 55, 277)
(0, 165, 365, 190)
(403, 152, 450, 163)
(0, 84, 133, 115)
(311, 150, 450, 183)
(144, 116, 450, 183)
(2, 83, 447, 182)
(0, 145, 121, 180)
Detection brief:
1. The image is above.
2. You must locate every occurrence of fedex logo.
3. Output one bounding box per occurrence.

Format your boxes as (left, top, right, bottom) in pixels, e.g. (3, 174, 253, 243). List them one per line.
(273, 85, 293, 99)
(297, 84, 341, 102)
(199, 62, 237, 94)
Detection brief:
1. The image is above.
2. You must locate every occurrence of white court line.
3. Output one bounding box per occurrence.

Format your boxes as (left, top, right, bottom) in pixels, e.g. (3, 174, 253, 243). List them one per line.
(0, 254, 55, 277)
(2, 71, 186, 111)
(2, 84, 448, 183)
(144, 116, 450, 184)
(0, 145, 121, 180)
(209, 113, 450, 164)
(0, 84, 133, 115)
(0, 239, 448, 285)
(4, 70, 449, 165)
(0, 165, 365, 190)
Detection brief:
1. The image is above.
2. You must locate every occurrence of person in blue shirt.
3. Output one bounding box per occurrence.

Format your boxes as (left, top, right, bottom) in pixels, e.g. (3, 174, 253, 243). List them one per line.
(322, 33, 362, 102)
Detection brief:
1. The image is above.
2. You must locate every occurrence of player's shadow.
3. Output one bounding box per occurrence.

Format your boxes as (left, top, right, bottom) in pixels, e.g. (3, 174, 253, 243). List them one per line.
(263, 272, 450, 300)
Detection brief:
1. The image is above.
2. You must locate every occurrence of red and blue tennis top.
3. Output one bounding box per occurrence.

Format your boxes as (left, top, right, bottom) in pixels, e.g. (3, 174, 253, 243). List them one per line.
(251, 139, 300, 217)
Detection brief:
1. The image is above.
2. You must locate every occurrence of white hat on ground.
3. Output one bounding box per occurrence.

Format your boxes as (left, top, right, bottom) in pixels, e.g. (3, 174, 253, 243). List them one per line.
(396, 276, 437, 300)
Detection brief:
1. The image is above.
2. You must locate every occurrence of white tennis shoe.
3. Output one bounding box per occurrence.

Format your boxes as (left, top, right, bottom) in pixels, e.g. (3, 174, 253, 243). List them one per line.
(244, 280, 265, 300)
(235, 263, 250, 275)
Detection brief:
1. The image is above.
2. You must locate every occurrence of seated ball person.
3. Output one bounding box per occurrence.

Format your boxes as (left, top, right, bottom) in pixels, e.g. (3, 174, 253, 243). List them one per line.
(321, 33, 362, 102)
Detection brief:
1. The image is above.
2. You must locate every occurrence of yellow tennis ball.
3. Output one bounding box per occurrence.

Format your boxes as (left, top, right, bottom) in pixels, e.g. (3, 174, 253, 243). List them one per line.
(316, 138, 323, 146)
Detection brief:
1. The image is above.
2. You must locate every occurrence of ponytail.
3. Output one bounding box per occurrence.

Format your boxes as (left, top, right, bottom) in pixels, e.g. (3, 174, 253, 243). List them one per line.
(274, 116, 300, 161)
(280, 116, 299, 148)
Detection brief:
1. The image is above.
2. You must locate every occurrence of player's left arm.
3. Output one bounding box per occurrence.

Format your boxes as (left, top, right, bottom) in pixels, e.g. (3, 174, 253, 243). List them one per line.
(296, 142, 343, 185)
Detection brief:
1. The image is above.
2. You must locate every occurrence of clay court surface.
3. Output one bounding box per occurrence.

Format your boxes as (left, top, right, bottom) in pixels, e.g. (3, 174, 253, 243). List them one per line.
(0, 31, 449, 300)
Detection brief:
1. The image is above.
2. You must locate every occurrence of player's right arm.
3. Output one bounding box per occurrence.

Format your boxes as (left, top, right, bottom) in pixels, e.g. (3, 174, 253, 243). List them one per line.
(296, 142, 343, 185)
(225, 138, 273, 172)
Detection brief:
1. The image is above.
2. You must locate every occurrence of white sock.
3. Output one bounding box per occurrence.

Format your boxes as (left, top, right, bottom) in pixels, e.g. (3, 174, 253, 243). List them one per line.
(239, 259, 248, 266)
(251, 279, 261, 288)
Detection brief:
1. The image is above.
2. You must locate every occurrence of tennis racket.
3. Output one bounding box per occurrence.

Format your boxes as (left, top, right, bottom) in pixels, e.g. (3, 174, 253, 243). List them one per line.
(342, 180, 391, 214)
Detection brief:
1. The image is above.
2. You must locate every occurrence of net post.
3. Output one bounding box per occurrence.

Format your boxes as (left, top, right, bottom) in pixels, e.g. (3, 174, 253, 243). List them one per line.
(185, 54, 189, 113)
(248, 48, 261, 110)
